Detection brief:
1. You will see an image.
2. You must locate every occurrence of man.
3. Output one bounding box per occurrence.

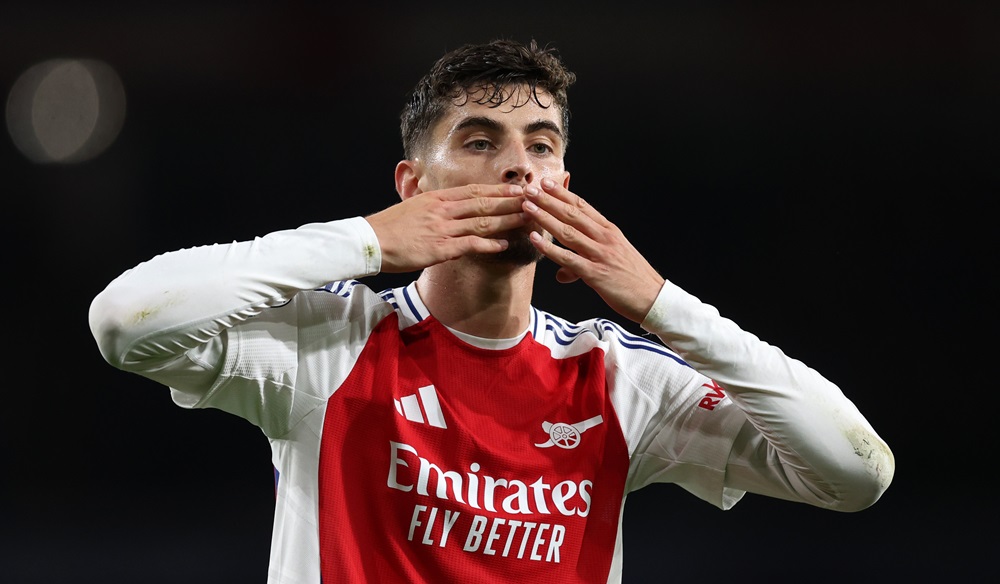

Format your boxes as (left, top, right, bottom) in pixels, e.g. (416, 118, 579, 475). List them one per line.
(90, 39, 894, 583)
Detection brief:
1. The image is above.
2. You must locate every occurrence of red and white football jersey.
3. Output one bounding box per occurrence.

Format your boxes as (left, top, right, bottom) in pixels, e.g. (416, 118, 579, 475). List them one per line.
(206, 279, 741, 584)
(89, 217, 892, 584)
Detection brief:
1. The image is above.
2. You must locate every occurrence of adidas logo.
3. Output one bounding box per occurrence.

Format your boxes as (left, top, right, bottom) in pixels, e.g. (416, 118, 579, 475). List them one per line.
(394, 384, 447, 429)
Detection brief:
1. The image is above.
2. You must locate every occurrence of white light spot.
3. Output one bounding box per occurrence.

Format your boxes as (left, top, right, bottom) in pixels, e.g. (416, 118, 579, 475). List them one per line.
(6, 58, 126, 164)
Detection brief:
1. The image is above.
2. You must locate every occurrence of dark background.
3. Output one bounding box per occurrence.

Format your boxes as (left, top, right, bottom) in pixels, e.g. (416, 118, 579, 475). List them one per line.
(2, 2, 996, 583)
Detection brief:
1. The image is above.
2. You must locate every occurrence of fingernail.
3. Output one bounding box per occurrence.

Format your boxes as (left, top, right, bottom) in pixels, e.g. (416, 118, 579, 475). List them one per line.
(542, 178, 555, 188)
(524, 200, 538, 211)
(526, 185, 539, 196)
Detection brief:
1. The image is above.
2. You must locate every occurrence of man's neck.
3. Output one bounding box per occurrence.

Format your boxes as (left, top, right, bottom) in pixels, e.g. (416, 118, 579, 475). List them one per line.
(416, 258, 537, 339)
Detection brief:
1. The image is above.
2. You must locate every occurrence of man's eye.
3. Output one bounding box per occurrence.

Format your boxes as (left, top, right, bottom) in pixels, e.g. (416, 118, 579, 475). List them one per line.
(471, 139, 491, 151)
(530, 143, 552, 154)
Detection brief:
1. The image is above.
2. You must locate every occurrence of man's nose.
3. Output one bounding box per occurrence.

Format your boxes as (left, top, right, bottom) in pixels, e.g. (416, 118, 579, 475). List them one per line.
(500, 148, 533, 185)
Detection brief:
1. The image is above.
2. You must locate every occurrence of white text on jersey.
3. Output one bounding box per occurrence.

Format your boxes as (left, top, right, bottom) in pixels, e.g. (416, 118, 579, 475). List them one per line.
(387, 441, 593, 517)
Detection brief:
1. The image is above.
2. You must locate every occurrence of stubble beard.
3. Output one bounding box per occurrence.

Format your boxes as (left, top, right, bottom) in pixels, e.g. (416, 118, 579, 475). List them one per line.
(473, 227, 544, 266)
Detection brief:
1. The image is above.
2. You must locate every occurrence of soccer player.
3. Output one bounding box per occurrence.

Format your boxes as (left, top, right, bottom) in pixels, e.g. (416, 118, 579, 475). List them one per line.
(89, 39, 894, 583)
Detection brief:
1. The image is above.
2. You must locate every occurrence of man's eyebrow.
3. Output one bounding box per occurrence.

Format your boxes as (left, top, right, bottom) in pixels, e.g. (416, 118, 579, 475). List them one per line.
(524, 119, 563, 140)
(454, 116, 503, 133)
(452, 116, 564, 141)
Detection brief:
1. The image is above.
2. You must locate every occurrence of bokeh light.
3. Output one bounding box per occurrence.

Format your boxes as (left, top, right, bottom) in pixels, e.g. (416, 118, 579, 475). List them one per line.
(6, 58, 126, 164)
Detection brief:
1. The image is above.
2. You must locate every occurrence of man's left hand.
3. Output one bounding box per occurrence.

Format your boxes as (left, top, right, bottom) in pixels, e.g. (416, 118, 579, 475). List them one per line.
(522, 179, 665, 324)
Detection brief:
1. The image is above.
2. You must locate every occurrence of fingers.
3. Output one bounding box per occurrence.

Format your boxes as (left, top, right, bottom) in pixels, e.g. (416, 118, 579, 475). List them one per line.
(527, 229, 593, 278)
(523, 183, 607, 261)
(436, 184, 528, 236)
(444, 184, 526, 219)
(451, 210, 529, 238)
(458, 235, 511, 256)
(369, 183, 531, 274)
(524, 179, 611, 235)
(521, 177, 629, 280)
(524, 182, 665, 323)
(446, 183, 524, 201)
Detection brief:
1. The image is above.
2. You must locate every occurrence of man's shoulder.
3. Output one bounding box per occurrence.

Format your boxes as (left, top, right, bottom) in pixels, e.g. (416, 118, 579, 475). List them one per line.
(283, 279, 396, 328)
(530, 307, 688, 366)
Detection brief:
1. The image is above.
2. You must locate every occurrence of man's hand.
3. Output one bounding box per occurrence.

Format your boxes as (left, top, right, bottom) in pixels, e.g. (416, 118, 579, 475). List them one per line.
(523, 179, 665, 324)
(365, 184, 528, 273)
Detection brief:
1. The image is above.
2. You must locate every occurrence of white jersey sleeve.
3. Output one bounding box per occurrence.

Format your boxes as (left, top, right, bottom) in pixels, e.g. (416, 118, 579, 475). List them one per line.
(639, 279, 894, 512)
(88, 216, 385, 437)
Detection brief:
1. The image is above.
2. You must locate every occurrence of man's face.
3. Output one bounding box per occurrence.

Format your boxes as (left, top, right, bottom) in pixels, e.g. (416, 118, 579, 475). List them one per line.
(414, 85, 570, 265)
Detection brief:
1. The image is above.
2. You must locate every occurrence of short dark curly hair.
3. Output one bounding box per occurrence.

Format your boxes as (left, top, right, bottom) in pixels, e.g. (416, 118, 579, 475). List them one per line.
(400, 39, 577, 160)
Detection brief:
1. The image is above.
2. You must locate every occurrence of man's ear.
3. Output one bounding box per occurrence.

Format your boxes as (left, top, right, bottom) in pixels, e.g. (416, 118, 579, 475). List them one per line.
(563, 171, 571, 189)
(395, 159, 422, 200)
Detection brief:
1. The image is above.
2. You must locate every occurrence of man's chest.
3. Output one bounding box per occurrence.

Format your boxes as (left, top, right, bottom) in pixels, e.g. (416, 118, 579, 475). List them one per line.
(313, 315, 630, 582)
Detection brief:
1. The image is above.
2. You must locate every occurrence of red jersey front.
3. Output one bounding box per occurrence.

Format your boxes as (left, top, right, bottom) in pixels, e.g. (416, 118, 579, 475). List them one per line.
(318, 312, 630, 583)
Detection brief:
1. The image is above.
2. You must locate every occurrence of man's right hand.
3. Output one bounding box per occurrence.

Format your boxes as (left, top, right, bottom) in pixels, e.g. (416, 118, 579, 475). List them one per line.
(364, 184, 527, 273)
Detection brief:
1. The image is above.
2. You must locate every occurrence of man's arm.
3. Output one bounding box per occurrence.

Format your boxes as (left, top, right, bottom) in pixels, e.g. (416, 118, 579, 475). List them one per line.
(642, 280, 894, 511)
(89, 217, 382, 374)
(522, 179, 894, 511)
(91, 183, 528, 373)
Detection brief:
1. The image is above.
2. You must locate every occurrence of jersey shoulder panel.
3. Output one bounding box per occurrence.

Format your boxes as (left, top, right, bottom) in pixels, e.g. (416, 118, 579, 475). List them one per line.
(529, 306, 690, 371)
(529, 308, 733, 471)
(197, 279, 394, 437)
